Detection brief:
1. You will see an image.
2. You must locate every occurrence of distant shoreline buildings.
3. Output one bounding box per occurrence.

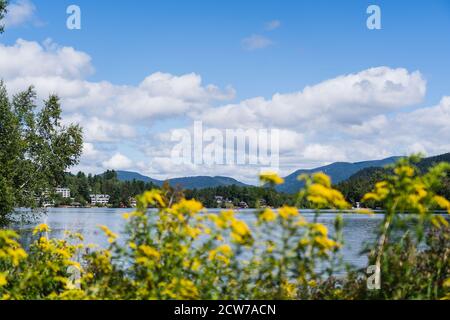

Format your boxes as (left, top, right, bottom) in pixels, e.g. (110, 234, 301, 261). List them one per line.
(55, 187, 71, 198)
(90, 194, 111, 206)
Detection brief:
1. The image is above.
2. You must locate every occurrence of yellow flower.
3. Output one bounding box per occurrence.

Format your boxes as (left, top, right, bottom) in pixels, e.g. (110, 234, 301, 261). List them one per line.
(98, 225, 118, 243)
(128, 242, 137, 249)
(171, 199, 203, 216)
(312, 223, 328, 236)
(298, 238, 309, 246)
(312, 172, 332, 188)
(444, 278, 450, 288)
(259, 208, 277, 222)
(431, 215, 449, 229)
(394, 165, 415, 177)
(355, 208, 374, 215)
(33, 223, 50, 235)
(278, 206, 299, 219)
(185, 226, 201, 239)
(138, 245, 161, 260)
(213, 210, 235, 229)
(208, 244, 233, 264)
(140, 189, 166, 207)
(308, 280, 317, 288)
(231, 220, 250, 236)
(434, 195, 450, 213)
(259, 171, 284, 185)
(0, 273, 7, 287)
(313, 236, 338, 251)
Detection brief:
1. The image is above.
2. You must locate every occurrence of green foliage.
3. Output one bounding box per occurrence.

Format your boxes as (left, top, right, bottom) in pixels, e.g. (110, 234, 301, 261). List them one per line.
(337, 153, 450, 207)
(0, 157, 449, 300)
(185, 184, 295, 208)
(0, 0, 6, 34)
(0, 83, 83, 223)
(61, 170, 159, 207)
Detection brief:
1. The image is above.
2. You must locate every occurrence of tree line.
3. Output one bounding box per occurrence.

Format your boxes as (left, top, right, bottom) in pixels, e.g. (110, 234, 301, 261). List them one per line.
(57, 170, 297, 209)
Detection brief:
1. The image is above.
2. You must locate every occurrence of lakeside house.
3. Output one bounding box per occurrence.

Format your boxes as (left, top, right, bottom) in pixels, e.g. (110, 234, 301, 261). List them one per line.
(55, 187, 71, 198)
(129, 197, 137, 208)
(238, 201, 249, 209)
(90, 194, 110, 205)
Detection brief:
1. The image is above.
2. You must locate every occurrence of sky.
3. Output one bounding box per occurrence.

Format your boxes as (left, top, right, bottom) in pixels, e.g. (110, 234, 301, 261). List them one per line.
(1, 0, 450, 184)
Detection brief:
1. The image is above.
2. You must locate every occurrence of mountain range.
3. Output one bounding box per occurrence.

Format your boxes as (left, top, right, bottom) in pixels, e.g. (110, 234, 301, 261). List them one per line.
(112, 155, 411, 193)
(275, 156, 400, 193)
(115, 171, 250, 190)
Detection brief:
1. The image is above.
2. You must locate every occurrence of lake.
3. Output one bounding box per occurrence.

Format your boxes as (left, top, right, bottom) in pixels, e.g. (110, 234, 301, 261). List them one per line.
(12, 207, 390, 270)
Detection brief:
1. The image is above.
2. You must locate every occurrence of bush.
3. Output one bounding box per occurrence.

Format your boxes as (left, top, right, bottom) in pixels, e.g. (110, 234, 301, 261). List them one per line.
(0, 157, 449, 300)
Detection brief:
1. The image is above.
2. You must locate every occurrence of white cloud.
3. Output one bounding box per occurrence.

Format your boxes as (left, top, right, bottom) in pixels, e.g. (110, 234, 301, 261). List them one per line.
(0, 39, 93, 80)
(1, 38, 448, 182)
(102, 153, 133, 170)
(4, 0, 36, 28)
(81, 143, 101, 160)
(241, 34, 274, 51)
(0, 40, 234, 122)
(199, 67, 426, 129)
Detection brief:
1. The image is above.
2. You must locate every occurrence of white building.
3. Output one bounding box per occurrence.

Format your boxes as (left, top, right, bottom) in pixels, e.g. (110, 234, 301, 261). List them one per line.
(55, 187, 71, 198)
(129, 197, 137, 208)
(90, 194, 110, 205)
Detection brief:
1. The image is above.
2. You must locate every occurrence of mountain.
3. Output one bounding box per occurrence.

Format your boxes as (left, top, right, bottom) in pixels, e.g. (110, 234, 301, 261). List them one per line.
(336, 153, 450, 204)
(276, 156, 400, 194)
(115, 171, 249, 189)
(116, 171, 161, 185)
(114, 153, 449, 194)
(164, 176, 249, 189)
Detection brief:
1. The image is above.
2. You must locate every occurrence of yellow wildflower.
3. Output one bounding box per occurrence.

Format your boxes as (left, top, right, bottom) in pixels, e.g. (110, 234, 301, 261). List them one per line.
(394, 165, 415, 177)
(138, 245, 161, 260)
(312, 223, 328, 236)
(185, 226, 201, 239)
(431, 215, 449, 229)
(128, 242, 137, 249)
(231, 220, 250, 236)
(278, 206, 299, 219)
(259, 208, 277, 222)
(141, 189, 166, 207)
(99, 225, 118, 243)
(0, 273, 7, 287)
(208, 244, 232, 264)
(312, 172, 332, 188)
(33, 223, 50, 235)
(172, 199, 203, 216)
(259, 171, 284, 185)
(434, 195, 450, 213)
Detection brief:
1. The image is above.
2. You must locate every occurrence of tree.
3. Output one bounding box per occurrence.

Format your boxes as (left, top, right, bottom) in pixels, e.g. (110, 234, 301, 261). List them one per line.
(0, 0, 7, 34)
(0, 83, 83, 224)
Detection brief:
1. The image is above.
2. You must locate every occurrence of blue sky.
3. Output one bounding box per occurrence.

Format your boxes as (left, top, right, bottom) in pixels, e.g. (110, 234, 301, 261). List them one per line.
(1, 0, 450, 183)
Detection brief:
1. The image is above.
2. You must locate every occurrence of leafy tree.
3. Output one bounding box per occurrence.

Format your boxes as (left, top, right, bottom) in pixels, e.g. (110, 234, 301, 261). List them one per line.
(0, 83, 83, 224)
(0, 0, 6, 34)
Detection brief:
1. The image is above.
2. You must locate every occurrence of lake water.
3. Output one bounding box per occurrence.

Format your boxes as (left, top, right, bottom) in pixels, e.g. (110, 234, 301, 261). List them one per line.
(12, 207, 389, 270)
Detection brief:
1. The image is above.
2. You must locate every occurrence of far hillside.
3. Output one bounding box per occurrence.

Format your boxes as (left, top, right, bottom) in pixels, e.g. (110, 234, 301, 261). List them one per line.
(336, 153, 450, 206)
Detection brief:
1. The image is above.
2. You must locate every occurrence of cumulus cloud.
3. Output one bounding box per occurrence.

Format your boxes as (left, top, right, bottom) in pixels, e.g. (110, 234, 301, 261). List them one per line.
(0, 38, 448, 182)
(241, 34, 273, 50)
(4, 0, 36, 28)
(199, 67, 426, 129)
(0, 40, 234, 121)
(102, 153, 133, 170)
